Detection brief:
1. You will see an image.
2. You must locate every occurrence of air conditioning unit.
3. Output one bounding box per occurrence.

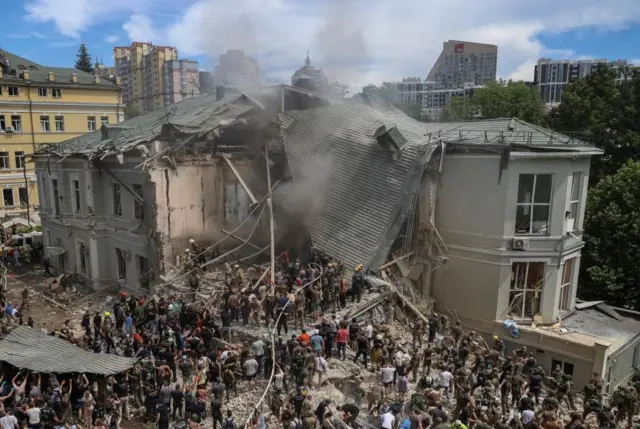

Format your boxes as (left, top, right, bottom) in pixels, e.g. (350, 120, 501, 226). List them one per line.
(512, 238, 530, 251)
(5, 126, 14, 133)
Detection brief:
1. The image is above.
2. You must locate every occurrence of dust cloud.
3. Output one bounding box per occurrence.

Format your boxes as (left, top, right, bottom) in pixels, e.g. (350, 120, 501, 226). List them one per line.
(273, 155, 333, 229)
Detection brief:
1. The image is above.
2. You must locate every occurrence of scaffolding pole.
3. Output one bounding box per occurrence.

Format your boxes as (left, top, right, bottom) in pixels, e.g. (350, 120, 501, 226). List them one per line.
(265, 143, 275, 290)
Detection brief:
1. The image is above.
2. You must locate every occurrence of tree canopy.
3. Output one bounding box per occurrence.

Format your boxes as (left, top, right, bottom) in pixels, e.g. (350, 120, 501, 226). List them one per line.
(548, 66, 640, 310)
(442, 81, 544, 124)
(581, 161, 640, 310)
(328, 81, 349, 99)
(75, 44, 94, 73)
(549, 67, 640, 184)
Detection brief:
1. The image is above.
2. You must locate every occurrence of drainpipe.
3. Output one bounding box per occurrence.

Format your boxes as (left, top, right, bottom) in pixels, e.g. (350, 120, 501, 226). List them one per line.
(26, 82, 36, 225)
(27, 83, 36, 153)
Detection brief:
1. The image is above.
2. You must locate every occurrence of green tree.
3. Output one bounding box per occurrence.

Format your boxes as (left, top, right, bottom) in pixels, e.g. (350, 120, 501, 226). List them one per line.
(123, 104, 141, 120)
(443, 81, 544, 124)
(328, 81, 349, 99)
(581, 161, 640, 310)
(549, 66, 640, 184)
(75, 44, 94, 73)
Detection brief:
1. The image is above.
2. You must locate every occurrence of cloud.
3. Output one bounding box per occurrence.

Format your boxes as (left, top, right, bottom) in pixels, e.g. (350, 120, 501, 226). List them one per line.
(24, 0, 178, 39)
(105, 35, 119, 44)
(26, 0, 640, 89)
(122, 14, 161, 43)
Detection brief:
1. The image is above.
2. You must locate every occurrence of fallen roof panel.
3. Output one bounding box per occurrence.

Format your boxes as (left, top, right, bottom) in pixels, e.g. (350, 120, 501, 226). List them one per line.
(280, 96, 442, 276)
(0, 327, 137, 375)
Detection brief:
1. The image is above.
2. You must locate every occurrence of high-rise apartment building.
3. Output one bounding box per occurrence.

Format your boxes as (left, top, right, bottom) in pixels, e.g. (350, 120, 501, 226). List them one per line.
(396, 79, 482, 120)
(214, 50, 261, 90)
(427, 40, 498, 88)
(114, 42, 199, 114)
(534, 58, 636, 105)
(0, 49, 122, 215)
(163, 59, 199, 106)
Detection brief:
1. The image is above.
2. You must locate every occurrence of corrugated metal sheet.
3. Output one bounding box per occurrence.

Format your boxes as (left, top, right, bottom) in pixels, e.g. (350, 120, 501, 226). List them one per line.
(280, 96, 445, 276)
(0, 327, 137, 375)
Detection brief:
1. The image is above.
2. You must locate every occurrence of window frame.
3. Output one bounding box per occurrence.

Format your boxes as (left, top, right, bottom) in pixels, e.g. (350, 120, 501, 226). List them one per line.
(567, 172, 582, 231)
(559, 257, 575, 312)
(100, 116, 110, 126)
(515, 174, 553, 235)
(72, 179, 81, 213)
(133, 184, 144, 220)
(11, 115, 22, 132)
(2, 188, 15, 207)
(51, 178, 60, 216)
(136, 254, 148, 279)
(78, 242, 88, 275)
(40, 115, 50, 132)
(8, 86, 19, 96)
(37, 88, 48, 97)
(54, 115, 65, 132)
(18, 187, 28, 207)
(112, 183, 123, 216)
(115, 248, 127, 279)
(87, 116, 96, 131)
(509, 261, 545, 319)
(0, 115, 5, 131)
(14, 151, 25, 170)
(52, 88, 62, 98)
(0, 152, 10, 170)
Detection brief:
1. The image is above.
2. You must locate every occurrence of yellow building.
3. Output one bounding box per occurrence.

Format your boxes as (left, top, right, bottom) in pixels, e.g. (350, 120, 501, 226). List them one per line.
(0, 49, 122, 215)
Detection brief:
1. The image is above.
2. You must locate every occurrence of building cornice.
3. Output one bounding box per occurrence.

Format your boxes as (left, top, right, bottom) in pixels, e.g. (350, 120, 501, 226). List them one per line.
(0, 100, 120, 108)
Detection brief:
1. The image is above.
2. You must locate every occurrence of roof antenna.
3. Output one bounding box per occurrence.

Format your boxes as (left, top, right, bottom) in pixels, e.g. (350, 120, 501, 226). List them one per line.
(305, 50, 311, 67)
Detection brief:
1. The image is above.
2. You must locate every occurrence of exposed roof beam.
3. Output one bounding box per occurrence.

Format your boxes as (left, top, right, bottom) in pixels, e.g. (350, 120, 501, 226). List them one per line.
(221, 154, 258, 204)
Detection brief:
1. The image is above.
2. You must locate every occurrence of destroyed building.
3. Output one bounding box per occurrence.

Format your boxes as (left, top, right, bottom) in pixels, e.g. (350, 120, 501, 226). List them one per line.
(32, 85, 327, 289)
(33, 88, 640, 392)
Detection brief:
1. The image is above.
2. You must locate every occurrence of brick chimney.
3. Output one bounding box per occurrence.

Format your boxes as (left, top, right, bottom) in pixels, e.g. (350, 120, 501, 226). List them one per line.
(22, 70, 30, 80)
(48, 71, 55, 82)
(94, 75, 100, 84)
(71, 73, 78, 83)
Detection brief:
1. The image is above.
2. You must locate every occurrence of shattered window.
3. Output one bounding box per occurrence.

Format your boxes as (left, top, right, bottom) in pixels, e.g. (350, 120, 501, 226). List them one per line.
(509, 262, 545, 319)
(78, 242, 87, 275)
(515, 174, 552, 235)
(567, 172, 582, 231)
(559, 258, 575, 312)
(115, 248, 127, 279)
(112, 183, 122, 216)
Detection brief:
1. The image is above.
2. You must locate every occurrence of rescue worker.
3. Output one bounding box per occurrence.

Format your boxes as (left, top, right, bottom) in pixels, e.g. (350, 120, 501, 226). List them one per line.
(351, 264, 364, 303)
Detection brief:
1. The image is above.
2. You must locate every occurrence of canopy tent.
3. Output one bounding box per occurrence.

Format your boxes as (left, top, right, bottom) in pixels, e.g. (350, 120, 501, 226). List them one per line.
(0, 327, 137, 375)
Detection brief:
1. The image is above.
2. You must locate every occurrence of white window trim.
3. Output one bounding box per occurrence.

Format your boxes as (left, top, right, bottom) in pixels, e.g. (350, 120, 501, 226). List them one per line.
(559, 257, 576, 312)
(49, 174, 60, 216)
(566, 172, 582, 232)
(509, 260, 546, 320)
(515, 173, 554, 236)
(2, 188, 16, 207)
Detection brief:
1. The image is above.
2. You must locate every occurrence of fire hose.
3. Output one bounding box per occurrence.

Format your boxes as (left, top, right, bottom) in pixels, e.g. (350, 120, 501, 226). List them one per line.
(244, 262, 323, 427)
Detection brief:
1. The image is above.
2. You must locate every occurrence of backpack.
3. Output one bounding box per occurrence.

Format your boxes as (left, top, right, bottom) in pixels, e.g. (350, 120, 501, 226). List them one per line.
(223, 418, 236, 429)
(293, 418, 304, 429)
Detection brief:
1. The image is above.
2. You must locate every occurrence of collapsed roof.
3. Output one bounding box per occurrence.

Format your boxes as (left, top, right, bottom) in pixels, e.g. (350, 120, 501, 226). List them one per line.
(35, 85, 328, 159)
(0, 327, 137, 375)
(34, 87, 602, 279)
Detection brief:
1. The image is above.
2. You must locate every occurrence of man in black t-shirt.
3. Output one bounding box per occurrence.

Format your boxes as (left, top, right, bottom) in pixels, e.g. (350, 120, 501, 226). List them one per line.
(157, 402, 170, 429)
(337, 403, 360, 425)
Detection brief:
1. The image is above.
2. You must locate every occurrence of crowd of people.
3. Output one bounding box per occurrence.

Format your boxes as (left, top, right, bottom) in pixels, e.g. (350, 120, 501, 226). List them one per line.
(0, 244, 638, 429)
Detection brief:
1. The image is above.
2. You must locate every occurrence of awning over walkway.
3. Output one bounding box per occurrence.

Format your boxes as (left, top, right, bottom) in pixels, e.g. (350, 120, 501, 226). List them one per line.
(0, 327, 137, 375)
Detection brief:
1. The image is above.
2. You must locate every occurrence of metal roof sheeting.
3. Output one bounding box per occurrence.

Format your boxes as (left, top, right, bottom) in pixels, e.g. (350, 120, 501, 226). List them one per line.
(280, 95, 442, 276)
(0, 327, 137, 375)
